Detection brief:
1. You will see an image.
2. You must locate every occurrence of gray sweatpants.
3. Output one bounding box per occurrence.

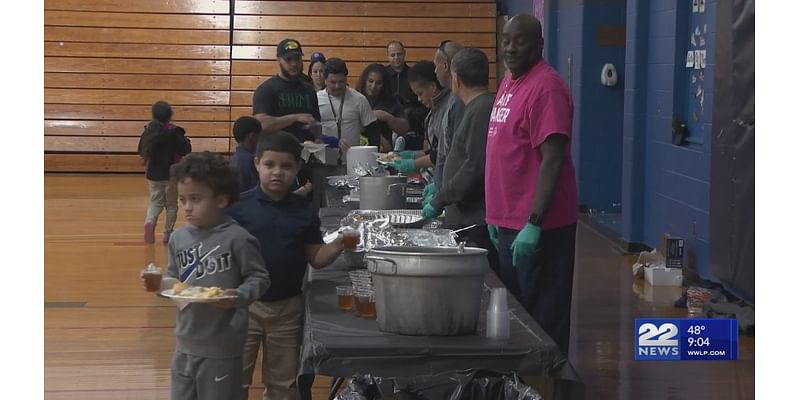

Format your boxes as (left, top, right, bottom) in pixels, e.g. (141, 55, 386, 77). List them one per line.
(171, 351, 243, 400)
(146, 179, 178, 233)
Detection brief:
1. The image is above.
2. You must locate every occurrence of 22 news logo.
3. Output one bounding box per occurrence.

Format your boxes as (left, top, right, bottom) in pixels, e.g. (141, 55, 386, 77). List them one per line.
(635, 319, 680, 360)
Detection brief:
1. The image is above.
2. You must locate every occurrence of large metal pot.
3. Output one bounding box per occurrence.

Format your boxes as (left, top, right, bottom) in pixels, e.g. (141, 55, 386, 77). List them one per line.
(358, 176, 407, 210)
(366, 246, 489, 335)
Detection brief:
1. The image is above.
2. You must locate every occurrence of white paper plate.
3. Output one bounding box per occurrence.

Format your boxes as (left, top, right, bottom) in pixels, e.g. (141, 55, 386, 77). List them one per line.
(161, 288, 237, 303)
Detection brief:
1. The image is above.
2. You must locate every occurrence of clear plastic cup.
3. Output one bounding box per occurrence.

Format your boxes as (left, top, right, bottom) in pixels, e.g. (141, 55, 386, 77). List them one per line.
(141, 263, 162, 292)
(686, 287, 712, 316)
(348, 270, 370, 279)
(342, 230, 360, 250)
(336, 285, 354, 311)
(486, 288, 510, 340)
(354, 288, 376, 319)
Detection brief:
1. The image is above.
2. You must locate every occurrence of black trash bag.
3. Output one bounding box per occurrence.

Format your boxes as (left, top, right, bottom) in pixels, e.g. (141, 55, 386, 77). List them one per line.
(335, 370, 542, 400)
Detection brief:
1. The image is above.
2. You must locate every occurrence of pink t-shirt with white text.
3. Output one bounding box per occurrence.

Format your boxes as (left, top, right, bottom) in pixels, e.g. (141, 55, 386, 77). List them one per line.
(485, 60, 577, 231)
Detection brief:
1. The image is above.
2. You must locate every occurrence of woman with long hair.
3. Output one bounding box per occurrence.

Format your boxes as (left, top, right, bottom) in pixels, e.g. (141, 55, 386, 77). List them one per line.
(308, 52, 327, 91)
(355, 63, 410, 152)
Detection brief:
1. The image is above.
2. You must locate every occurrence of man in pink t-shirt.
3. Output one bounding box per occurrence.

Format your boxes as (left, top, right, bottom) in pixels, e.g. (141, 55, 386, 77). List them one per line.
(485, 14, 578, 355)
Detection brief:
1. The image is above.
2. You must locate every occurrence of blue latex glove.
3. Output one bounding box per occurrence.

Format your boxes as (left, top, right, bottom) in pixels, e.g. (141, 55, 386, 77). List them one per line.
(389, 159, 417, 174)
(320, 134, 339, 147)
(421, 194, 432, 208)
(510, 223, 541, 268)
(421, 203, 443, 219)
(422, 183, 437, 198)
(487, 225, 499, 250)
(397, 150, 417, 159)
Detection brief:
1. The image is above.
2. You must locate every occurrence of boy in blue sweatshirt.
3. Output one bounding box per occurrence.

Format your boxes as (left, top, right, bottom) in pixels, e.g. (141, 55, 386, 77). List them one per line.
(141, 151, 270, 400)
(226, 132, 345, 400)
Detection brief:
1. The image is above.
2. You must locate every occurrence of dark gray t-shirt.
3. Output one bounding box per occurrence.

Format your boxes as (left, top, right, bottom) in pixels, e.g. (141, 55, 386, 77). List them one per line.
(252, 75, 321, 143)
(430, 92, 495, 228)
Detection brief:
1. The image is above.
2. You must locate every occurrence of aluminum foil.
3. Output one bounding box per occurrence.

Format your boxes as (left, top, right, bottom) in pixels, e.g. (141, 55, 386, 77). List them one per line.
(327, 213, 455, 251)
(352, 162, 387, 177)
(326, 175, 359, 189)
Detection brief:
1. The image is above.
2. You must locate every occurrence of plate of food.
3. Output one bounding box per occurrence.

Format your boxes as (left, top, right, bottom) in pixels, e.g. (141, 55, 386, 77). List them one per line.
(161, 282, 237, 303)
(376, 152, 402, 163)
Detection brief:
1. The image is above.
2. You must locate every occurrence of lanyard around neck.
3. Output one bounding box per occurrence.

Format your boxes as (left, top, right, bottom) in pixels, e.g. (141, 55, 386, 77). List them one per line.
(327, 90, 346, 139)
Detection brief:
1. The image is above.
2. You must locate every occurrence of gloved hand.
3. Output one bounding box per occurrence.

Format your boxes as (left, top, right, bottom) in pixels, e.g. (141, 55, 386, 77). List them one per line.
(510, 223, 541, 268)
(389, 159, 417, 174)
(421, 203, 443, 219)
(397, 150, 417, 159)
(422, 183, 437, 198)
(320, 135, 339, 147)
(421, 194, 432, 208)
(487, 225, 499, 250)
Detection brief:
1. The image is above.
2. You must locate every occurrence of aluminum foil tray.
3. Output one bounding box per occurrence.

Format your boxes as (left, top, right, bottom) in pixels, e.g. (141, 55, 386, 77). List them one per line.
(344, 209, 426, 227)
(326, 175, 360, 189)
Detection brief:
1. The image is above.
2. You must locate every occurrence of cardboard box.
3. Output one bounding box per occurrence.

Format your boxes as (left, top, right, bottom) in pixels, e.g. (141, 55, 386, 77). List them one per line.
(645, 265, 683, 286)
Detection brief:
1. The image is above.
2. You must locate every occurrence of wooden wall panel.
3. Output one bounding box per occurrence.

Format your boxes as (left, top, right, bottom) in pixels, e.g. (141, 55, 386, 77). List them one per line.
(232, 60, 497, 78)
(45, 105, 231, 122)
(230, 46, 496, 62)
(45, 121, 231, 137)
(45, 43, 231, 59)
(45, 74, 231, 90)
(44, 0, 497, 172)
(45, 1, 232, 170)
(234, 16, 494, 32)
(45, 27, 230, 45)
(45, 89, 230, 106)
(44, 0, 230, 14)
(45, 58, 231, 75)
(44, 154, 144, 173)
(234, 1, 495, 17)
(45, 11, 231, 30)
(233, 31, 496, 48)
(46, 137, 229, 153)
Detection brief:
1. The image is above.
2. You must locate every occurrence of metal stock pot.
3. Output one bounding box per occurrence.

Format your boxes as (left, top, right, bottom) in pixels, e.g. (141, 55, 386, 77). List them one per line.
(366, 246, 489, 335)
(358, 176, 407, 210)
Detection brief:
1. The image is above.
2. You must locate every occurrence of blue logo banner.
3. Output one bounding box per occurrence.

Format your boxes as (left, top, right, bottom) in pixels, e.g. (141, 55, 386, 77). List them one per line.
(635, 318, 738, 361)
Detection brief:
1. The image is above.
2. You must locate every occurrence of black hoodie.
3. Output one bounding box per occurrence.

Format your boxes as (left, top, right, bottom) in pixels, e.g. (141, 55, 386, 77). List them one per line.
(137, 121, 192, 181)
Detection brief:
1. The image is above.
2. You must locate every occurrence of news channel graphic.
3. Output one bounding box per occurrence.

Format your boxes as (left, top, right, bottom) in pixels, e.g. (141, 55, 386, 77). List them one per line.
(635, 318, 738, 361)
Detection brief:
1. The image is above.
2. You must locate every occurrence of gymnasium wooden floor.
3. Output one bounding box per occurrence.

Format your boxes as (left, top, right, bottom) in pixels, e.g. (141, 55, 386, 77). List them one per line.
(44, 175, 754, 399)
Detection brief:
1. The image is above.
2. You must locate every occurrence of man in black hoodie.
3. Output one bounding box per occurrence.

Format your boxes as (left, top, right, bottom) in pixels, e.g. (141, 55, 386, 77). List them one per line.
(138, 101, 192, 244)
(384, 41, 426, 150)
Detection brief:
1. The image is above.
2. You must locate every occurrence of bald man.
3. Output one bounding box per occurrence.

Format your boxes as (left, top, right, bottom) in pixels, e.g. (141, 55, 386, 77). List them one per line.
(485, 14, 578, 355)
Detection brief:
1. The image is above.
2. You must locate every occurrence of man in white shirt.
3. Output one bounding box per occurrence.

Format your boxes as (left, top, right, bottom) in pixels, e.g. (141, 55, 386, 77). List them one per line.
(316, 58, 381, 155)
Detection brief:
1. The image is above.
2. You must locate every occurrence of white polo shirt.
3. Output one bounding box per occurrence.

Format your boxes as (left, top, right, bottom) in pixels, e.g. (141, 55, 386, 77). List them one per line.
(317, 87, 377, 147)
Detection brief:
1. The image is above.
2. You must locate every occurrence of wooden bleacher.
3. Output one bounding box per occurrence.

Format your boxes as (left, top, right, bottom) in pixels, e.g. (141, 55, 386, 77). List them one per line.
(44, 0, 497, 173)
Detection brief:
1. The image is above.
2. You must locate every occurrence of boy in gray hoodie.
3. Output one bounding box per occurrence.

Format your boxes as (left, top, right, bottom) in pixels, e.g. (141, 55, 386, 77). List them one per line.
(141, 151, 270, 400)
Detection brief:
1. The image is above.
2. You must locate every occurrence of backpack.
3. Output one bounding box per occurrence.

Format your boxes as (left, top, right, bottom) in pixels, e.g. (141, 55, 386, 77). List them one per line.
(137, 121, 166, 160)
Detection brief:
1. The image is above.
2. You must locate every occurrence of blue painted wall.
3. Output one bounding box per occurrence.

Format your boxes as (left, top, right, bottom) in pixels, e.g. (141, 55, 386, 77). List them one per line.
(496, 0, 534, 15)
(499, 0, 719, 281)
(576, 2, 626, 213)
(541, 0, 626, 213)
(623, 0, 716, 278)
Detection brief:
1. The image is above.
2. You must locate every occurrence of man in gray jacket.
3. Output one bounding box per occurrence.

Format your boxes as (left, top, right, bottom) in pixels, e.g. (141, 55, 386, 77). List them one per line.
(422, 48, 499, 273)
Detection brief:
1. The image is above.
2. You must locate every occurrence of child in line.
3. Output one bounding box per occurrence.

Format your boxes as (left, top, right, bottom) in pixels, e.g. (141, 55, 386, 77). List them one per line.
(141, 151, 270, 400)
(226, 132, 344, 400)
(230, 117, 314, 198)
(138, 101, 192, 244)
(230, 116, 262, 192)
